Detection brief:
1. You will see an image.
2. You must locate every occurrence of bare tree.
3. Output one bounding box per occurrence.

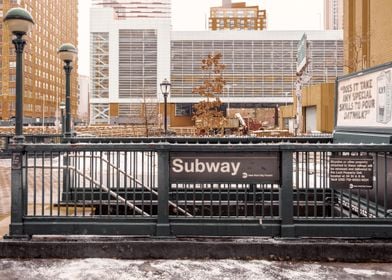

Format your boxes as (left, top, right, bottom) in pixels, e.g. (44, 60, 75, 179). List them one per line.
(192, 53, 226, 135)
(141, 97, 159, 137)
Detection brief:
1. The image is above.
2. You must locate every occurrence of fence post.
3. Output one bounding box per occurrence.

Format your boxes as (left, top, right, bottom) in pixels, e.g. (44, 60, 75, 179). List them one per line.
(8, 146, 29, 238)
(156, 150, 171, 236)
(280, 149, 295, 238)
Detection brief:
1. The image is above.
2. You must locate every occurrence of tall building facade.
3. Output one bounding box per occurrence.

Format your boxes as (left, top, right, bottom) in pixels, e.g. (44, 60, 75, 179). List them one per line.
(92, 0, 171, 19)
(344, 0, 392, 73)
(324, 0, 343, 30)
(209, 0, 267, 30)
(0, 0, 78, 124)
(171, 31, 343, 126)
(90, 5, 170, 125)
(89, 3, 343, 125)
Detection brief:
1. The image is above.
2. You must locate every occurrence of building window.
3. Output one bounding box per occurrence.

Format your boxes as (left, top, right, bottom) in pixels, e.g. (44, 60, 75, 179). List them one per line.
(175, 103, 193, 116)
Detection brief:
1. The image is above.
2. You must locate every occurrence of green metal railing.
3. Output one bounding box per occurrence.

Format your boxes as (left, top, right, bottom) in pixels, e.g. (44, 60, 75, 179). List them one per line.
(6, 141, 392, 239)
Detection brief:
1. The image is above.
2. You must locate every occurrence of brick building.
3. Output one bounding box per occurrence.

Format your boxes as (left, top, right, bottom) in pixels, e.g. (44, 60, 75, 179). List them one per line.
(0, 0, 78, 125)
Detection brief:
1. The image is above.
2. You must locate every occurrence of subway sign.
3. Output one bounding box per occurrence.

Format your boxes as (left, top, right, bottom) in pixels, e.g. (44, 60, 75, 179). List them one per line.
(169, 152, 280, 184)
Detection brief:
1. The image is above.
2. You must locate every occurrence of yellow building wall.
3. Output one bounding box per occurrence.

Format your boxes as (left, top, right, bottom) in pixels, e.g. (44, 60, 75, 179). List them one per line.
(159, 103, 194, 127)
(281, 83, 335, 133)
(344, 0, 392, 73)
(369, 0, 392, 66)
(109, 103, 119, 117)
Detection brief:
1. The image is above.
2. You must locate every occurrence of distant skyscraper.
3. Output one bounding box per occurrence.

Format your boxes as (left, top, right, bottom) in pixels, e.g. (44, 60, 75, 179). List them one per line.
(0, 0, 78, 124)
(324, 0, 343, 30)
(92, 0, 171, 19)
(209, 0, 267, 30)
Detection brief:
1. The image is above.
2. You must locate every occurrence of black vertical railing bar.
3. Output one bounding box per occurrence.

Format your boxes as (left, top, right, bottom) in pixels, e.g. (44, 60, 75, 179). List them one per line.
(124, 151, 128, 217)
(348, 152, 353, 218)
(322, 151, 326, 218)
(313, 152, 321, 217)
(217, 184, 220, 217)
(337, 152, 343, 218)
(116, 151, 120, 216)
(23, 152, 28, 218)
(227, 184, 231, 218)
(49, 152, 53, 216)
(313, 151, 317, 217)
(63, 151, 69, 216)
(375, 152, 379, 216)
(82, 151, 86, 216)
(41, 152, 45, 216)
(302, 152, 309, 218)
(90, 151, 94, 216)
(235, 183, 239, 218)
(174, 184, 179, 217)
(107, 152, 111, 216)
(23, 153, 30, 216)
(280, 149, 294, 238)
(185, 183, 189, 217)
(191, 184, 194, 217)
(57, 152, 61, 216)
(357, 182, 362, 217)
(73, 152, 78, 217)
(157, 150, 170, 236)
(99, 151, 103, 216)
(252, 184, 256, 218)
(261, 184, 265, 218)
(384, 152, 388, 218)
(141, 152, 145, 215)
(132, 151, 136, 217)
(148, 151, 152, 216)
(295, 151, 300, 218)
(244, 184, 247, 218)
(365, 152, 370, 218)
(113, 152, 116, 215)
(33, 152, 37, 216)
(270, 183, 274, 218)
(226, 184, 230, 218)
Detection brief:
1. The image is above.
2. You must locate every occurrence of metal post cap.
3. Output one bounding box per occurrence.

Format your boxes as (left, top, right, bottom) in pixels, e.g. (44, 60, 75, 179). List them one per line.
(3, 7, 34, 23)
(3, 7, 34, 34)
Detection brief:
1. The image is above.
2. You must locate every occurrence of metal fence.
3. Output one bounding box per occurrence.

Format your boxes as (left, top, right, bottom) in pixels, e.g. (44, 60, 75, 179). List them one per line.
(0, 134, 62, 158)
(7, 141, 392, 239)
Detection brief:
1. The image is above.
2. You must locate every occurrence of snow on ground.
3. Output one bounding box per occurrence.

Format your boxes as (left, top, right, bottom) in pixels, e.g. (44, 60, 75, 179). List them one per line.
(0, 259, 392, 280)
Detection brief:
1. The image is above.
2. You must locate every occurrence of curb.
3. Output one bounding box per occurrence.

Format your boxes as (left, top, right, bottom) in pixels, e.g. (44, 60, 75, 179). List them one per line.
(1, 238, 392, 261)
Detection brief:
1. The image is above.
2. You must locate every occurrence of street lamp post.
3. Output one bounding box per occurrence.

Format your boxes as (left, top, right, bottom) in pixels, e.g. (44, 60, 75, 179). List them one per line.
(59, 101, 66, 136)
(160, 78, 171, 136)
(3, 8, 34, 143)
(58, 43, 77, 138)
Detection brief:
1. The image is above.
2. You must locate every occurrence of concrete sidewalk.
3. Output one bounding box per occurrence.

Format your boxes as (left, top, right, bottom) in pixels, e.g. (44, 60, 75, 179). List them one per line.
(1, 236, 392, 262)
(1, 258, 392, 280)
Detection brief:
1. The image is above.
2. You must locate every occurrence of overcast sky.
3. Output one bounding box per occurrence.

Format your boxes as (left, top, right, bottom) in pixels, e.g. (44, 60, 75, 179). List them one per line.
(78, 0, 324, 75)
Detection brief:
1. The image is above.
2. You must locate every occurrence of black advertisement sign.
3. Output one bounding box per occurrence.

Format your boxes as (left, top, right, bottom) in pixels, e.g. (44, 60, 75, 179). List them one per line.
(170, 152, 280, 184)
(330, 156, 374, 189)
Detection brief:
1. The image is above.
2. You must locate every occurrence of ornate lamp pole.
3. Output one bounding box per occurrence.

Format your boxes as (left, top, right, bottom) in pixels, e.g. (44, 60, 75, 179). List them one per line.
(160, 78, 171, 136)
(3, 8, 34, 143)
(58, 43, 77, 138)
